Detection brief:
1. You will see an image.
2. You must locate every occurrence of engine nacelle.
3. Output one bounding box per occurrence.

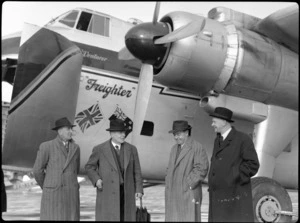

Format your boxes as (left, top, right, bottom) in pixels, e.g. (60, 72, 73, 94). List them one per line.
(154, 11, 298, 111)
(155, 11, 229, 96)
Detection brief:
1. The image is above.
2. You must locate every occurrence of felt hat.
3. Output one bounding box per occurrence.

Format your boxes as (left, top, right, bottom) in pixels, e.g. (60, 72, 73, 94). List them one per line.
(106, 118, 127, 131)
(52, 117, 75, 130)
(168, 120, 191, 133)
(209, 107, 234, 123)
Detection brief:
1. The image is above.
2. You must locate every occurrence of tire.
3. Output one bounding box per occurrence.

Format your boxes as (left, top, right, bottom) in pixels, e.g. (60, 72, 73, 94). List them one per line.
(251, 177, 293, 222)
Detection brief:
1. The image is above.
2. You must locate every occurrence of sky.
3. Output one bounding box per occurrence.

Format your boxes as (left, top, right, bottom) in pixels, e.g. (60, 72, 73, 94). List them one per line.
(1, 1, 297, 102)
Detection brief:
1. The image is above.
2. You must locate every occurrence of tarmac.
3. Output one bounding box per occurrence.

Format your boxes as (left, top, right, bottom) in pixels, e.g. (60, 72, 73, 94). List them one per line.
(1, 178, 298, 222)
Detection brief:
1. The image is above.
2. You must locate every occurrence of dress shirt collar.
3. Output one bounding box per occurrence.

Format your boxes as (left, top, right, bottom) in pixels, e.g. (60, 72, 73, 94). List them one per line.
(222, 127, 232, 140)
(111, 140, 121, 149)
(58, 135, 69, 146)
(178, 143, 185, 149)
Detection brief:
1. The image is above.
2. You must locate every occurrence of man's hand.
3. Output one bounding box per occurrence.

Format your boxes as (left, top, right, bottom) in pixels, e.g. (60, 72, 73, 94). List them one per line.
(191, 187, 201, 204)
(96, 179, 103, 190)
(135, 193, 143, 199)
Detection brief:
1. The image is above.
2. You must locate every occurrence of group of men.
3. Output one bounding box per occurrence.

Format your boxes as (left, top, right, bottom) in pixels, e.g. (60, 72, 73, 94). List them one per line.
(32, 107, 260, 222)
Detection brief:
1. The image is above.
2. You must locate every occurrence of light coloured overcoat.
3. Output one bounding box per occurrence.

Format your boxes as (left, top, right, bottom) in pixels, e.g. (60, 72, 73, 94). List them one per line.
(33, 136, 80, 220)
(165, 137, 209, 221)
(85, 139, 143, 221)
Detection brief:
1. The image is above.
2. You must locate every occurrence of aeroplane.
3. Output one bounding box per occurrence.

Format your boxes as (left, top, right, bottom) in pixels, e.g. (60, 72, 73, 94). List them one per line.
(1, 2, 298, 222)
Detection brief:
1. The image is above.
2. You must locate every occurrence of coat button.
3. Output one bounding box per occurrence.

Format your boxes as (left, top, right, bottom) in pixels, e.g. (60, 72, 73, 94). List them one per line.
(111, 180, 114, 183)
(212, 173, 215, 176)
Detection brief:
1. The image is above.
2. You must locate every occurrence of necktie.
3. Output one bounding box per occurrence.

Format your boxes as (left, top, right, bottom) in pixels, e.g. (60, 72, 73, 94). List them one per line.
(115, 145, 120, 155)
(64, 142, 69, 153)
(175, 144, 181, 162)
(219, 135, 223, 147)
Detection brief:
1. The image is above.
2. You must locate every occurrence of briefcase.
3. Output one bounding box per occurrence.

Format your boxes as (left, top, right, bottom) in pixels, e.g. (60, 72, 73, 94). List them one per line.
(136, 197, 150, 222)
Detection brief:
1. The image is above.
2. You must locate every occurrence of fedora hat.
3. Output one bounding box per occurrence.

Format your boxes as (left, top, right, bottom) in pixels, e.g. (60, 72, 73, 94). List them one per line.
(106, 118, 127, 131)
(52, 117, 75, 130)
(169, 120, 191, 133)
(209, 107, 234, 123)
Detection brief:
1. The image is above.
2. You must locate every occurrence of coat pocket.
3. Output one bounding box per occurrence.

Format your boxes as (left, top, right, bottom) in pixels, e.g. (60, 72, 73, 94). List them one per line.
(239, 165, 250, 185)
(226, 166, 240, 186)
(233, 166, 240, 183)
(183, 180, 189, 192)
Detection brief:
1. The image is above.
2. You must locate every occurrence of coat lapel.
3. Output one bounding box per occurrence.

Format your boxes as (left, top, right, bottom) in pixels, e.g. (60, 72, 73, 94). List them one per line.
(55, 137, 68, 157)
(174, 137, 192, 168)
(63, 141, 77, 171)
(170, 146, 177, 166)
(215, 128, 236, 156)
(102, 140, 118, 172)
(123, 143, 131, 171)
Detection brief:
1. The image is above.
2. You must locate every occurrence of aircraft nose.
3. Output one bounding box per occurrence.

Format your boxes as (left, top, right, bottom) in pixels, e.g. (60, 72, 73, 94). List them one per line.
(125, 22, 170, 66)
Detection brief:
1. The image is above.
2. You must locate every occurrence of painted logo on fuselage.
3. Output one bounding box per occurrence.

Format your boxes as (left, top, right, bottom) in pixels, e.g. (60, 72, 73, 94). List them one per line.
(85, 78, 133, 99)
(80, 49, 108, 62)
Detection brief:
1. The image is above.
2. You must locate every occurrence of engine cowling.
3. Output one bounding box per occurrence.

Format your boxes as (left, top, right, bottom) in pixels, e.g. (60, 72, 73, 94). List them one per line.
(153, 11, 298, 111)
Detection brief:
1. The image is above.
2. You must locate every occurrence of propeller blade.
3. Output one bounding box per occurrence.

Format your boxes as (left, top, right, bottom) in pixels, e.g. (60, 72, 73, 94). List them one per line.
(152, 2, 161, 24)
(118, 46, 135, 60)
(131, 64, 153, 145)
(154, 18, 205, 44)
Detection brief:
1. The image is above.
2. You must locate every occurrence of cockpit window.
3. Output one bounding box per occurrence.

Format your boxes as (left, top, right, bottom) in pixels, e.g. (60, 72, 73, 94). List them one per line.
(76, 11, 92, 31)
(88, 15, 110, 36)
(76, 11, 110, 37)
(58, 11, 79, 28)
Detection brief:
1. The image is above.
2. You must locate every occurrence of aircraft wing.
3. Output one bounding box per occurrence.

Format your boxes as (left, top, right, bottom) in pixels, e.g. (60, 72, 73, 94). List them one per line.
(253, 4, 299, 53)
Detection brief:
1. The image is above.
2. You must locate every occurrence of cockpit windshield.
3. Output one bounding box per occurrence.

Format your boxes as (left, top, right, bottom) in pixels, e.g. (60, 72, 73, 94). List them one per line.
(58, 10, 79, 28)
(76, 11, 110, 37)
(47, 9, 110, 37)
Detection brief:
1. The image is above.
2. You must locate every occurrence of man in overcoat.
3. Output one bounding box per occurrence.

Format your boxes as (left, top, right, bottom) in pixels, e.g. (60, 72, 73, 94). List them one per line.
(85, 118, 143, 221)
(208, 107, 260, 222)
(165, 120, 209, 221)
(33, 117, 80, 220)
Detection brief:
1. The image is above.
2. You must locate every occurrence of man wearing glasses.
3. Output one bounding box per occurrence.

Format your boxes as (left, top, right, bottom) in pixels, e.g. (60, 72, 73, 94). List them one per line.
(165, 120, 209, 221)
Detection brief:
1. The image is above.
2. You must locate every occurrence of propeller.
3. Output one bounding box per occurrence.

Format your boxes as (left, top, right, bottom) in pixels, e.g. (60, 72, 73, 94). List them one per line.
(130, 2, 161, 145)
(154, 18, 205, 44)
(152, 1, 161, 24)
(131, 64, 153, 145)
(118, 2, 206, 144)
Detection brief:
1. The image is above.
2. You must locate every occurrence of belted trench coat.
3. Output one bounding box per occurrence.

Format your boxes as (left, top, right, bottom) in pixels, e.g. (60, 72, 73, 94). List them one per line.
(33, 136, 80, 220)
(165, 137, 209, 221)
(208, 127, 260, 222)
(85, 139, 143, 221)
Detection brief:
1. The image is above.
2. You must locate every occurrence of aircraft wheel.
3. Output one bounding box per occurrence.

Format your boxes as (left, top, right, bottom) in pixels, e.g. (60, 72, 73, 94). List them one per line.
(251, 177, 293, 222)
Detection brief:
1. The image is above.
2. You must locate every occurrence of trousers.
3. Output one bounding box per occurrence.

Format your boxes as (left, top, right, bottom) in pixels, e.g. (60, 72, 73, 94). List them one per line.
(120, 184, 124, 221)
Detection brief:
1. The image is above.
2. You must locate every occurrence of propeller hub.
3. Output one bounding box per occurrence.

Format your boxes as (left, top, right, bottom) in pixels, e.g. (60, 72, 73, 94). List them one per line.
(125, 22, 170, 66)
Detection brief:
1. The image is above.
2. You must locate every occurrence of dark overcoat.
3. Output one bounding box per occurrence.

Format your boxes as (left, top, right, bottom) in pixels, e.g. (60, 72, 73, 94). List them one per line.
(33, 136, 80, 220)
(208, 127, 260, 222)
(165, 137, 209, 221)
(85, 139, 143, 221)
